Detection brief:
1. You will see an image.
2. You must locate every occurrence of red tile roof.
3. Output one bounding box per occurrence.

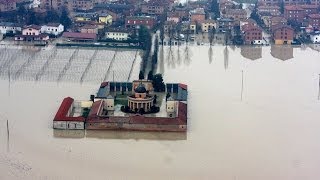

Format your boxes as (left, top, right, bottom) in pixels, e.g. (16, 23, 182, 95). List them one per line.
(100, 82, 109, 88)
(62, 32, 97, 40)
(54, 97, 85, 122)
(179, 83, 188, 90)
(285, 5, 304, 11)
(309, 14, 320, 19)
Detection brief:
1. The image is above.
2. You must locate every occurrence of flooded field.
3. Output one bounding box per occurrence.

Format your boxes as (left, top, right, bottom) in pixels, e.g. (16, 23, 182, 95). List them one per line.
(1, 45, 320, 179)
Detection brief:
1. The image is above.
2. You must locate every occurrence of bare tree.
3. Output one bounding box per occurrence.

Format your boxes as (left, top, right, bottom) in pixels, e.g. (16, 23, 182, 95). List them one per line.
(209, 28, 216, 46)
(208, 46, 213, 64)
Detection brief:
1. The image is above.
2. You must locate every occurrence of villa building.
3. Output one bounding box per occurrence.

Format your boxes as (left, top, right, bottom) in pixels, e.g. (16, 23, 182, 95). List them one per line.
(41, 23, 64, 36)
(105, 29, 129, 41)
(0, 22, 21, 35)
(15, 25, 49, 42)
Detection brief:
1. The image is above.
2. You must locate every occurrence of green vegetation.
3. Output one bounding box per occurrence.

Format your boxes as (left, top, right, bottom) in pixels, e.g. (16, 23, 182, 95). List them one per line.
(139, 70, 145, 80)
(138, 26, 152, 72)
(211, 0, 220, 19)
(152, 74, 166, 92)
(82, 108, 90, 118)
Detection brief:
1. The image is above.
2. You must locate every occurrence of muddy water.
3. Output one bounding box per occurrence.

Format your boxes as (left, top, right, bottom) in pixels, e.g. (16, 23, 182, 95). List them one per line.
(1, 45, 320, 180)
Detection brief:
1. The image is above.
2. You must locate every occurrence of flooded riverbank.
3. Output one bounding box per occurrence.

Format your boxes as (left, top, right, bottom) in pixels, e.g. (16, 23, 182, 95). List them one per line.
(1, 45, 320, 179)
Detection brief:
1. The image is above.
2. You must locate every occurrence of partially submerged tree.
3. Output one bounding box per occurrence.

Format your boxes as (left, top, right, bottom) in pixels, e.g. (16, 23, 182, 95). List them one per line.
(152, 74, 165, 92)
(139, 70, 144, 80)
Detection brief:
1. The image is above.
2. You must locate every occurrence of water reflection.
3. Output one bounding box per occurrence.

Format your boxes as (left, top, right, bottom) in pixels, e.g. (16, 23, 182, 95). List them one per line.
(240, 46, 262, 61)
(53, 130, 187, 141)
(270, 45, 294, 61)
(208, 46, 213, 64)
(223, 46, 229, 70)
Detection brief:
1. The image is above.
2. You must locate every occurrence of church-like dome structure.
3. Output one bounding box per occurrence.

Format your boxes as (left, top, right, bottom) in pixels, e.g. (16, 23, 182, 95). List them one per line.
(134, 83, 147, 93)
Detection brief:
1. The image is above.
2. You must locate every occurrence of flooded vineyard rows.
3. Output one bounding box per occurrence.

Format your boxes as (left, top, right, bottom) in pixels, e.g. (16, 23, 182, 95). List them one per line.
(1, 45, 320, 180)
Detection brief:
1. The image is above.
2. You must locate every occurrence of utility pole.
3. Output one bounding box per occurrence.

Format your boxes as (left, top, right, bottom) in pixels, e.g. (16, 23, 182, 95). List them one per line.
(318, 74, 320, 100)
(241, 70, 244, 101)
(7, 119, 9, 152)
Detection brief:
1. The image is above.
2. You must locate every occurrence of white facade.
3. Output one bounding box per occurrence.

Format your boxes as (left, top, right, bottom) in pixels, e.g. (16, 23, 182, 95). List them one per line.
(0, 23, 21, 34)
(167, 16, 180, 23)
(105, 95, 115, 111)
(310, 33, 320, 43)
(41, 24, 64, 36)
(253, 40, 264, 45)
(106, 31, 129, 41)
(53, 121, 85, 130)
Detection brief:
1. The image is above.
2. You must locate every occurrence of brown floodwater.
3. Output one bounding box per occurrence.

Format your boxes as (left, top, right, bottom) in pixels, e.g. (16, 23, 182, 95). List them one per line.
(1, 45, 320, 180)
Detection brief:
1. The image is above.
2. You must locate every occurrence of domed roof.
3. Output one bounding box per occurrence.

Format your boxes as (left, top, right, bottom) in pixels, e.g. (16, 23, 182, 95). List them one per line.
(135, 83, 147, 93)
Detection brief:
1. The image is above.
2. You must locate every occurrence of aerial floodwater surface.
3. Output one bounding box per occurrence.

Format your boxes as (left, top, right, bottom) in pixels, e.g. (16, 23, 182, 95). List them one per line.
(1, 45, 320, 179)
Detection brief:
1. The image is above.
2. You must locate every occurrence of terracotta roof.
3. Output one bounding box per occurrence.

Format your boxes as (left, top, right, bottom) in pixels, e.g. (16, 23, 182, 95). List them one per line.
(179, 83, 188, 90)
(62, 32, 97, 39)
(309, 14, 320, 19)
(100, 82, 109, 88)
(24, 24, 41, 30)
(272, 24, 294, 32)
(53, 97, 85, 122)
(46, 23, 61, 27)
(285, 5, 304, 11)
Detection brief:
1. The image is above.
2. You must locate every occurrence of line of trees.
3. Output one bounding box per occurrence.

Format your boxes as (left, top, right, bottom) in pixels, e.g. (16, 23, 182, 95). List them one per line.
(138, 26, 152, 72)
(0, 6, 72, 29)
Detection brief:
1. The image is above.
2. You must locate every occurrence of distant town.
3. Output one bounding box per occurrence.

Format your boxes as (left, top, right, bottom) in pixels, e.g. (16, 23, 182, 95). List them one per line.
(0, 0, 319, 48)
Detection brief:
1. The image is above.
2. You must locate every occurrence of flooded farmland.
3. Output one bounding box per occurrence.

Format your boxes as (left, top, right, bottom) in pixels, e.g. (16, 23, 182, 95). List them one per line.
(1, 44, 320, 180)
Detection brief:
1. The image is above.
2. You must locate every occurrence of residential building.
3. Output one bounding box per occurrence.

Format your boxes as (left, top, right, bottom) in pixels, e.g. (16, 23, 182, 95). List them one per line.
(310, 32, 320, 43)
(0, 22, 21, 35)
(270, 16, 287, 28)
(189, 8, 206, 22)
(141, 0, 165, 15)
(98, 13, 113, 25)
(125, 16, 155, 29)
(284, 5, 319, 23)
(105, 29, 129, 41)
(219, 0, 236, 11)
(217, 18, 235, 32)
(283, 0, 308, 5)
(308, 14, 320, 30)
(75, 13, 97, 22)
(284, 5, 304, 22)
(167, 12, 180, 23)
(40, 0, 94, 11)
(0, 0, 16, 12)
(201, 19, 217, 33)
(41, 23, 64, 36)
(163, 21, 177, 33)
(257, 0, 280, 6)
(222, 9, 247, 25)
(80, 25, 99, 34)
(15, 25, 49, 41)
(272, 24, 295, 44)
(40, 0, 71, 11)
(190, 21, 197, 33)
(174, 6, 189, 21)
(241, 24, 263, 44)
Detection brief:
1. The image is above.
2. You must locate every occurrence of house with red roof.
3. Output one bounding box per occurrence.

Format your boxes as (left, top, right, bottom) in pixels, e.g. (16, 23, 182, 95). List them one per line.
(241, 24, 263, 45)
(308, 14, 320, 30)
(272, 24, 295, 45)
